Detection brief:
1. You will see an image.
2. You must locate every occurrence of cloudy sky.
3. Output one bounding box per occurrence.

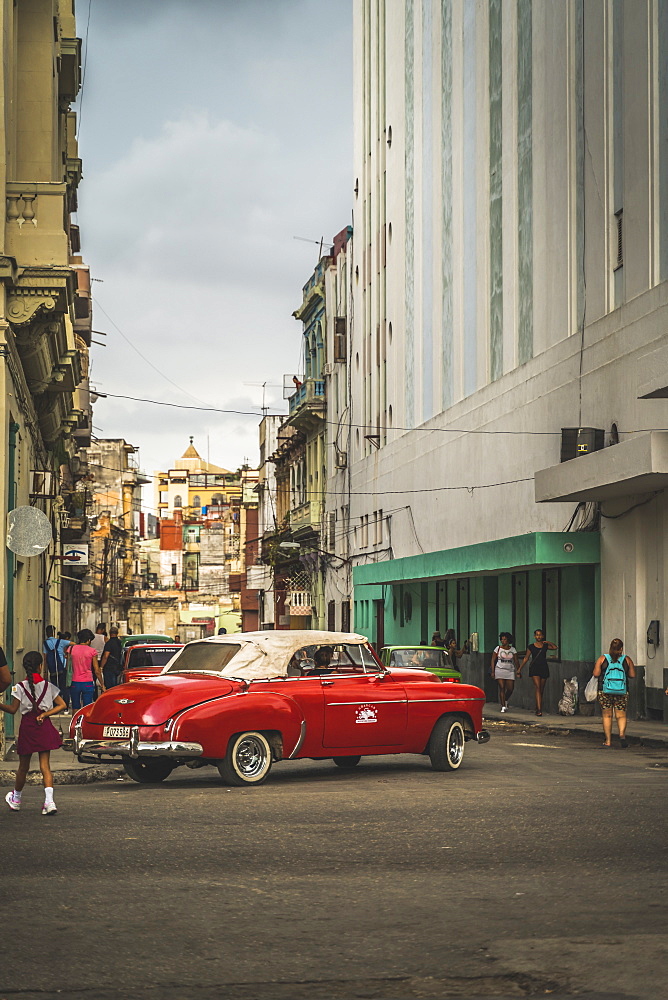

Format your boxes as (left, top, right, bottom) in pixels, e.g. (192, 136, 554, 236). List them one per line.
(76, 0, 352, 504)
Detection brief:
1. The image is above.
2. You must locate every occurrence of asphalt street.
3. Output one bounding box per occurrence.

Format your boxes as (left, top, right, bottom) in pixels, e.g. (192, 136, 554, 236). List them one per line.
(2, 722, 667, 1000)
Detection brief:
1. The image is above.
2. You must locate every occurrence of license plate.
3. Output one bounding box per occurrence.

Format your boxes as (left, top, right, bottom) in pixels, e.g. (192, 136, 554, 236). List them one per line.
(103, 726, 131, 738)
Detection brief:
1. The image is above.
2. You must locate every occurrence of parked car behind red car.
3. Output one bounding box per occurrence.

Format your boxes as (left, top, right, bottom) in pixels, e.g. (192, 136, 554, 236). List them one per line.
(121, 643, 185, 683)
(65, 631, 489, 786)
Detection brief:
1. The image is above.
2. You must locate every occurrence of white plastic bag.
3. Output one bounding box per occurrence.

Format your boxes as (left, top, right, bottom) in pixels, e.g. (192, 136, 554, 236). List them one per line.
(558, 676, 579, 715)
(584, 674, 599, 702)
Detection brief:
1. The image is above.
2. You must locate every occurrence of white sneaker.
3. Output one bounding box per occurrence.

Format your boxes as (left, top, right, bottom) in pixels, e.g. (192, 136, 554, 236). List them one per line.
(42, 801, 57, 816)
(5, 791, 20, 811)
(500, 705, 507, 713)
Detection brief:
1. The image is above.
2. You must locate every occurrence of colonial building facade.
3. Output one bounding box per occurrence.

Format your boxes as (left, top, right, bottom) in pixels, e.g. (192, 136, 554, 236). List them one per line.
(1, 1, 92, 754)
(265, 229, 351, 630)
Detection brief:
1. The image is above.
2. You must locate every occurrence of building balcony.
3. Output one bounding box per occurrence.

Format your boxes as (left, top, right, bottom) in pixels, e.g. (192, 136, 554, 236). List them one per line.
(289, 499, 322, 534)
(185, 541, 200, 552)
(288, 378, 325, 415)
(535, 432, 668, 503)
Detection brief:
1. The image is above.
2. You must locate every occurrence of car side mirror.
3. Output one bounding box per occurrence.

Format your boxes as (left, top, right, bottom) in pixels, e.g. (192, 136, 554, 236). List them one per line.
(373, 667, 389, 681)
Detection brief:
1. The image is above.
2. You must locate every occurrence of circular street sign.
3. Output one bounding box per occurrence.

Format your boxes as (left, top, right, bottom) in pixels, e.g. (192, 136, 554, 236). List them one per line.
(6, 506, 53, 557)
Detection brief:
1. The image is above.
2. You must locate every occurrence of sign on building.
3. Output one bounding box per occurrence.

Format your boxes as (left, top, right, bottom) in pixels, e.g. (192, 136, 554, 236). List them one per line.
(62, 544, 89, 566)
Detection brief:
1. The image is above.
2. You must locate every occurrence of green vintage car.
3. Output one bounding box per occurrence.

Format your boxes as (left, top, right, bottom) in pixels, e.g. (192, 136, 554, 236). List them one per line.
(379, 645, 462, 682)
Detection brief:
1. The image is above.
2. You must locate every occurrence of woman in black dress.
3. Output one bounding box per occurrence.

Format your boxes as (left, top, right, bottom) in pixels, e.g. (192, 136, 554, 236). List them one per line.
(518, 629, 558, 716)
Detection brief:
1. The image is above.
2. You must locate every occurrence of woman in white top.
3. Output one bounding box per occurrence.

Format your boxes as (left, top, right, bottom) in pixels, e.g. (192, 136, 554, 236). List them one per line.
(490, 632, 519, 713)
(1, 651, 66, 815)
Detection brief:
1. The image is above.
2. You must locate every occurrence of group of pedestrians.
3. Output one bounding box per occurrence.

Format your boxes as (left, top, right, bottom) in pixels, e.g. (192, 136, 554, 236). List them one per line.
(43, 622, 124, 709)
(429, 630, 469, 670)
(490, 629, 639, 747)
(1, 621, 125, 817)
(491, 629, 557, 716)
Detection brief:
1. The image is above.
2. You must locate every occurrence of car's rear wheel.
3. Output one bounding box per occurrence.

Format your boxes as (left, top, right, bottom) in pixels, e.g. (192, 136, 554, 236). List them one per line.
(428, 715, 465, 771)
(122, 757, 174, 783)
(218, 732, 272, 786)
(332, 755, 362, 768)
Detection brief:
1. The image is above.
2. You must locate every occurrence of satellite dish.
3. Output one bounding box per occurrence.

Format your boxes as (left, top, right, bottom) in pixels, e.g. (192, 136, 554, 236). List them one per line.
(6, 506, 53, 557)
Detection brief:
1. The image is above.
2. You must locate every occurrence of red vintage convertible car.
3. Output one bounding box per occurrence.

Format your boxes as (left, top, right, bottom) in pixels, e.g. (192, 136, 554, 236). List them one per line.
(64, 631, 489, 785)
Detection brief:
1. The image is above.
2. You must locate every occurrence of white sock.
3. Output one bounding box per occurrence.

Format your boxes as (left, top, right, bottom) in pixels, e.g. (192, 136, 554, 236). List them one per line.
(12, 790, 21, 802)
(44, 787, 54, 805)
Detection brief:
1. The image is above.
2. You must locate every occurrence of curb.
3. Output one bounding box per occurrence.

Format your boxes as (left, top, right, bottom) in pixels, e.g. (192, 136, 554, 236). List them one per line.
(0, 766, 123, 786)
(483, 715, 668, 749)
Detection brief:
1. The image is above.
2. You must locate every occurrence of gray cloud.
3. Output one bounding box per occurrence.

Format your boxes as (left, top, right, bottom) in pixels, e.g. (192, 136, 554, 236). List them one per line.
(77, 0, 351, 478)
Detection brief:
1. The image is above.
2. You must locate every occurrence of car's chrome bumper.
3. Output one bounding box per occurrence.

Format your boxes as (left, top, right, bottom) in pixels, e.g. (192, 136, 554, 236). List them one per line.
(475, 729, 491, 744)
(64, 720, 203, 760)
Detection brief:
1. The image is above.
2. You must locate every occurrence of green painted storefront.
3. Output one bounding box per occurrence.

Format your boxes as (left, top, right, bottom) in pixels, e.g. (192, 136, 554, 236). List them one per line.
(353, 532, 601, 665)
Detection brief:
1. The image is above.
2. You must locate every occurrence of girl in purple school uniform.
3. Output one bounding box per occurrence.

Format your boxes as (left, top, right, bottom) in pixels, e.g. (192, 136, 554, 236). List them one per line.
(1, 651, 66, 815)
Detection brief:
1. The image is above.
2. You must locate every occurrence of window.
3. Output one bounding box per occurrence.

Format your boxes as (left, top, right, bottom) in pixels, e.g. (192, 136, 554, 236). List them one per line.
(341, 600, 351, 632)
(334, 317, 347, 361)
(614, 209, 623, 270)
(326, 510, 336, 550)
(173, 495, 182, 508)
(192, 495, 201, 507)
(327, 600, 336, 631)
(171, 563, 177, 575)
(165, 643, 241, 674)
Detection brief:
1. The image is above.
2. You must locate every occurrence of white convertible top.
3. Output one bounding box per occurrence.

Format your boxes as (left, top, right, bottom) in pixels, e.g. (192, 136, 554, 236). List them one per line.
(167, 630, 370, 681)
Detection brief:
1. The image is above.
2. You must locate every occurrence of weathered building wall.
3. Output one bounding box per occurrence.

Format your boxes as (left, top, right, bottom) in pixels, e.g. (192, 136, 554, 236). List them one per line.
(342, 0, 668, 716)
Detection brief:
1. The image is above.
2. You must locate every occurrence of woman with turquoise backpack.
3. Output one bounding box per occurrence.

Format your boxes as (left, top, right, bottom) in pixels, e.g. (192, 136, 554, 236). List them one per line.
(592, 638, 636, 748)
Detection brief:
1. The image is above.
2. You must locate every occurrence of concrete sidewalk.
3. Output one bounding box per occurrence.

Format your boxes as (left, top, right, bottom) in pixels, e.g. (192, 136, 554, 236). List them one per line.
(483, 701, 668, 746)
(0, 713, 124, 784)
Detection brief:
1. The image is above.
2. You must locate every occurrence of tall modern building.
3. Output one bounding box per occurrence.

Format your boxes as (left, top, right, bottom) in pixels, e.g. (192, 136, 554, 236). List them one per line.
(346, 1, 668, 717)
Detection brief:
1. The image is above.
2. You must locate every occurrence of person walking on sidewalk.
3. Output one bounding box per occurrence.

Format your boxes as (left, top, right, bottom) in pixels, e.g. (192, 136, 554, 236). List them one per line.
(518, 629, 558, 716)
(69, 629, 104, 710)
(43, 626, 69, 707)
(491, 632, 519, 713)
(90, 623, 107, 658)
(593, 638, 636, 748)
(100, 626, 122, 689)
(1, 651, 66, 815)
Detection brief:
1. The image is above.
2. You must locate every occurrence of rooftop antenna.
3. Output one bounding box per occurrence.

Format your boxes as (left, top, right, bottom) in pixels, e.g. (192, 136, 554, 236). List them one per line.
(293, 235, 328, 259)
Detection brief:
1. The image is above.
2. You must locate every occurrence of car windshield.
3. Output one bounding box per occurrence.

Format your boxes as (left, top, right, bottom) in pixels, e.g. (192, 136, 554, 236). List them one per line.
(389, 648, 449, 669)
(287, 643, 379, 676)
(164, 643, 242, 674)
(127, 648, 180, 669)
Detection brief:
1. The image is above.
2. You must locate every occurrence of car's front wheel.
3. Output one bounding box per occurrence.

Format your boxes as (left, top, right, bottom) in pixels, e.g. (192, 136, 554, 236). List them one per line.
(122, 757, 174, 783)
(218, 731, 273, 786)
(428, 715, 466, 771)
(332, 756, 361, 768)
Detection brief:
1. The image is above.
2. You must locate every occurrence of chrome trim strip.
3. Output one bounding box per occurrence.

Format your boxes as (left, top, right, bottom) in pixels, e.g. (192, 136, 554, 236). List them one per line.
(409, 697, 485, 703)
(70, 735, 204, 759)
(288, 720, 307, 759)
(326, 700, 407, 706)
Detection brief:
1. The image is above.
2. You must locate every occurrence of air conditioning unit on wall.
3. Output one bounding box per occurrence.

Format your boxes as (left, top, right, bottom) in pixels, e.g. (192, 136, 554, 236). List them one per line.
(560, 428, 605, 462)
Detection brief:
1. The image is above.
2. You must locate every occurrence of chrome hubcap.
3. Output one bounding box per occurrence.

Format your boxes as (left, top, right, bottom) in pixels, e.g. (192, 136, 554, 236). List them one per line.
(235, 736, 268, 778)
(447, 726, 464, 766)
